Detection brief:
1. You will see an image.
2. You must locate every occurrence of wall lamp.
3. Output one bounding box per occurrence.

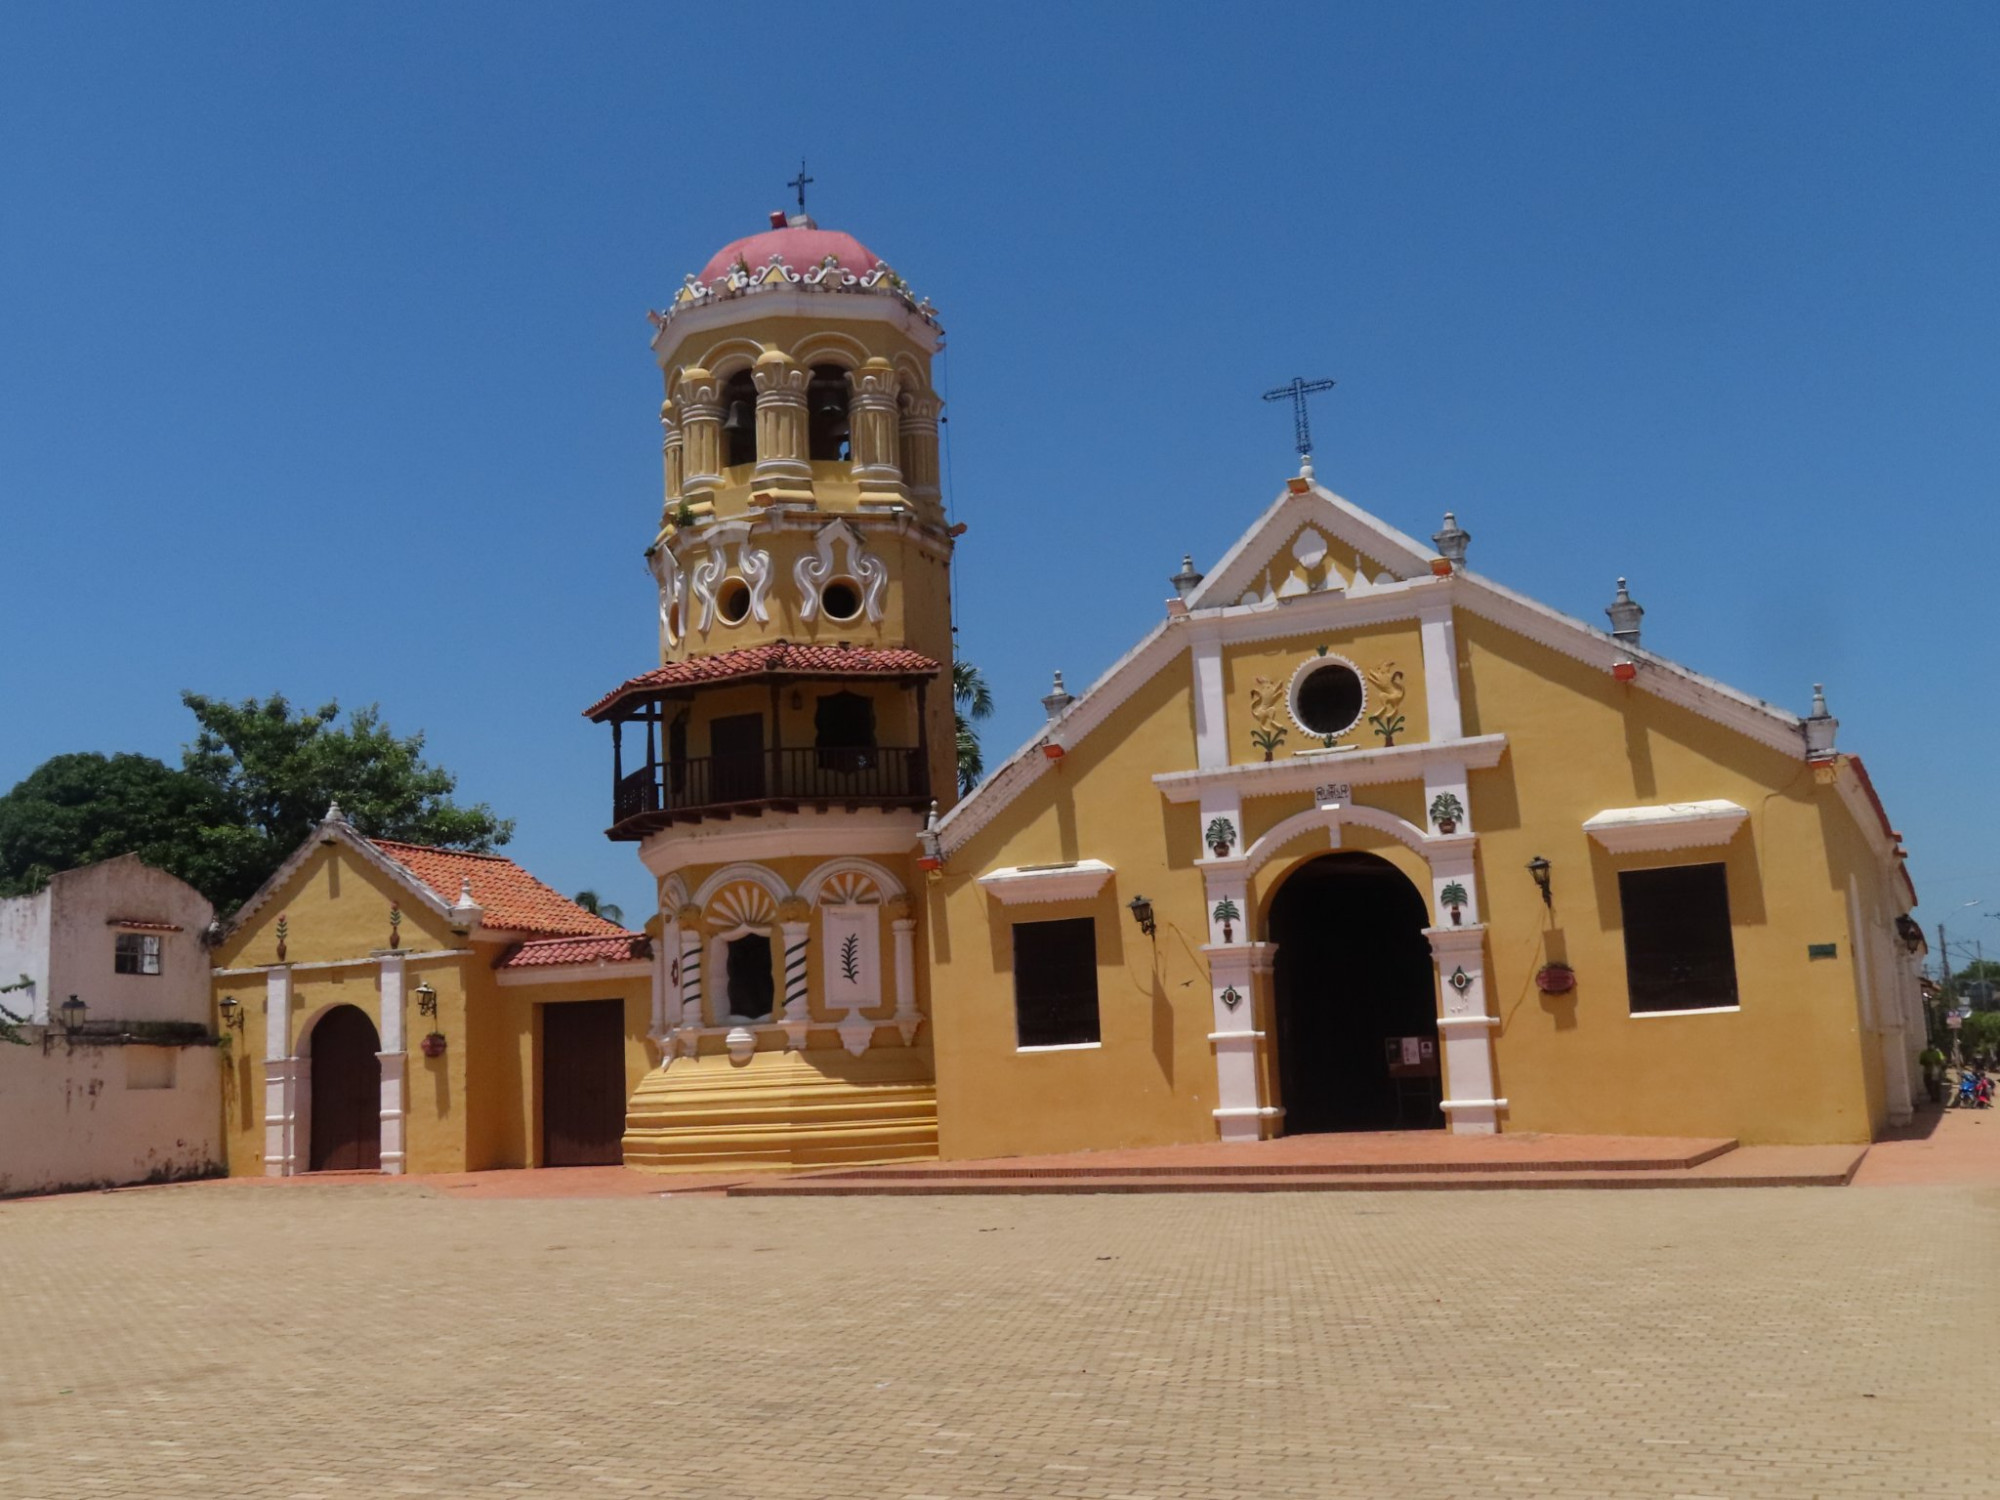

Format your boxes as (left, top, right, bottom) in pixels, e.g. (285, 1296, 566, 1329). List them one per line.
(1526, 855, 1553, 908)
(217, 994, 246, 1032)
(59, 994, 87, 1033)
(414, 981, 446, 1058)
(1127, 894, 1156, 938)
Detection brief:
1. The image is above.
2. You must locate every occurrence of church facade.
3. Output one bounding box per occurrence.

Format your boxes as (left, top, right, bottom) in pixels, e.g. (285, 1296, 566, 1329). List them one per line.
(588, 210, 1924, 1167)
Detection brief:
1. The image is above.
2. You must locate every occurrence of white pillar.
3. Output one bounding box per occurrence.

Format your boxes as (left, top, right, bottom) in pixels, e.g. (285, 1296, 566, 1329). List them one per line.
(262, 966, 295, 1176)
(1427, 924, 1505, 1134)
(1419, 600, 1464, 741)
(1205, 940, 1277, 1142)
(650, 919, 674, 1046)
(677, 912, 704, 1053)
(779, 919, 810, 1051)
(892, 916, 920, 1044)
(1190, 627, 1228, 770)
(377, 954, 408, 1174)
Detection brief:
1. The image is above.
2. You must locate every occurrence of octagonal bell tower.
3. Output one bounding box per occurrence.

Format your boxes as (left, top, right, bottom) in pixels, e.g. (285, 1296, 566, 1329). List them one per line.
(587, 204, 955, 1172)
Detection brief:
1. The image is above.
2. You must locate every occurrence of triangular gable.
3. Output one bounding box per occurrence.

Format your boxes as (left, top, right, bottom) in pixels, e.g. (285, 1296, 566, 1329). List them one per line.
(1188, 480, 1438, 610)
(223, 809, 458, 940)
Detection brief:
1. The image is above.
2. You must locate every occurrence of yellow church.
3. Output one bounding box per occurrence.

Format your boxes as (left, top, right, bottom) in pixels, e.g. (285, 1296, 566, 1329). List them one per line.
(576, 204, 1927, 1170)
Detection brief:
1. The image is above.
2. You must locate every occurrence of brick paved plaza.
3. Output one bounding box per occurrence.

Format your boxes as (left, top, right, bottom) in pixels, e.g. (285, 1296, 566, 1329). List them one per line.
(3, 1175, 1996, 1499)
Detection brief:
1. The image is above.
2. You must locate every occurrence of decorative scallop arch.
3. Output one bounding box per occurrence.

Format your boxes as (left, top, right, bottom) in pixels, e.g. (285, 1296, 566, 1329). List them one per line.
(691, 862, 792, 913)
(797, 856, 906, 907)
(693, 337, 767, 382)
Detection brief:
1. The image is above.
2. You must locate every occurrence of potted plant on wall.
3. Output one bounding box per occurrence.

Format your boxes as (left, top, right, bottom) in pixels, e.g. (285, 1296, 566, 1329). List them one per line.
(1212, 897, 1241, 943)
(1205, 817, 1237, 859)
(1535, 961, 1577, 995)
(421, 1031, 447, 1059)
(1439, 882, 1468, 927)
(1429, 792, 1464, 835)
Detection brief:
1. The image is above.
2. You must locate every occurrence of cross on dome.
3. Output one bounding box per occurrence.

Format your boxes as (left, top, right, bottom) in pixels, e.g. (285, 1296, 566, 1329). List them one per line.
(1263, 376, 1337, 463)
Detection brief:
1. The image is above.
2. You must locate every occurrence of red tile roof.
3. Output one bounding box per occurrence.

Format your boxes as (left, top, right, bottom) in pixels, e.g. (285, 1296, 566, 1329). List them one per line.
(584, 643, 941, 719)
(496, 934, 652, 970)
(368, 839, 631, 938)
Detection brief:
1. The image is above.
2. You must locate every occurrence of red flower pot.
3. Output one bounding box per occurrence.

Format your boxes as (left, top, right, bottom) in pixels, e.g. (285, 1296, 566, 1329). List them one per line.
(420, 1032, 447, 1058)
(1535, 963, 1576, 995)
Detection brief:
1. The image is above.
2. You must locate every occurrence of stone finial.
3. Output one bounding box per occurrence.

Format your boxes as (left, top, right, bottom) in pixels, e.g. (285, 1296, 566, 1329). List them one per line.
(1042, 671, 1075, 722)
(1170, 554, 1205, 601)
(447, 876, 484, 932)
(1606, 578, 1644, 646)
(1804, 683, 1838, 757)
(1432, 512, 1471, 567)
(323, 800, 345, 824)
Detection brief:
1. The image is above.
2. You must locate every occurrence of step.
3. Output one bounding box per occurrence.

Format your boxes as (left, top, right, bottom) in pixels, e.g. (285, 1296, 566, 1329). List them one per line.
(811, 1141, 1740, 1181)
(726, 1158, 1861, 1198)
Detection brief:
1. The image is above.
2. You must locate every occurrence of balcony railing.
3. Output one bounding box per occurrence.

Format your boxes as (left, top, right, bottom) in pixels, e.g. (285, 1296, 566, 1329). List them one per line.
(613, 746, 929, 829)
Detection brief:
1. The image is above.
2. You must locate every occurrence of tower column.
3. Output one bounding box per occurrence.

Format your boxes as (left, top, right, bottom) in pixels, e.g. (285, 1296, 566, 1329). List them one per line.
(751, 348, 814, 499)
(898, 388, 942, 517)
(849, 357, 904, 500)
(676, 367, 724, 504)
(659, 402, 684, 517)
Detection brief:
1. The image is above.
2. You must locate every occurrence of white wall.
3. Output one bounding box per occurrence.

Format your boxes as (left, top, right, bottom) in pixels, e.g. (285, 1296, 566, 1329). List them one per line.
(0, 1034, 223, 1196)
(0, 887, 52, 1024)
(0, 855, 222, 1196)
(45, 855, 214, 1027)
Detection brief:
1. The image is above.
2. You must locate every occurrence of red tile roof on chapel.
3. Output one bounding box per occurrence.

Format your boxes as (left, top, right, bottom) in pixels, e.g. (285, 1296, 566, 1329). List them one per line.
(368, 839, 630, 938)
(495, 934, 653, 970)
(584, 643, 941, 719)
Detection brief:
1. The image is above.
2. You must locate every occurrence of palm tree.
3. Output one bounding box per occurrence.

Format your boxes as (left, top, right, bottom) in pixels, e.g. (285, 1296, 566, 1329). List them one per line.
(953, 659, 994, 796)
(572, 890, 625, 926)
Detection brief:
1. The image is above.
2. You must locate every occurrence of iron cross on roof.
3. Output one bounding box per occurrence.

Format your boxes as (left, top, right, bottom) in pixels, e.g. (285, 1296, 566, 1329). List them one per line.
(1263, 376, 1337, 459)
(788, 160, 814, 214)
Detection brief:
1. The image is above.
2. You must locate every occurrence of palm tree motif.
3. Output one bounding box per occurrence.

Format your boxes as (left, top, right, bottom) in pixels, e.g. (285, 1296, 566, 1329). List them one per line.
(1439, 881, 1468, 926)
(953, 658, 994, 796)
(1211, 897, 1241, 943)
(1205, 817, 1237, 859)
(1429, 792, 1464, 834)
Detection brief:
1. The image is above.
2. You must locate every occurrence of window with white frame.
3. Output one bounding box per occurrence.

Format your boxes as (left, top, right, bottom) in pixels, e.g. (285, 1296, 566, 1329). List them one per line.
(114, 932, 162, 976)
(1618, 864, 1739, 1013)
(1012, 917, 1100, 1048)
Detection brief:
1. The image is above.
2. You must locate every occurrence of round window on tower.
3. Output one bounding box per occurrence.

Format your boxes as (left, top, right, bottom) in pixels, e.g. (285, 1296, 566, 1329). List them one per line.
(820, 579, 863, 622)
(717, 579, 751, 625)
(1288, 656, 1366, 740)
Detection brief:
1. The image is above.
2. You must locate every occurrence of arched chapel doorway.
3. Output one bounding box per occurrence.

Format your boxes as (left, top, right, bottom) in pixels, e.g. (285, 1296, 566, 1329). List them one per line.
(1268, 852, 1441, 1134)
(308, 1004, 382, 1171)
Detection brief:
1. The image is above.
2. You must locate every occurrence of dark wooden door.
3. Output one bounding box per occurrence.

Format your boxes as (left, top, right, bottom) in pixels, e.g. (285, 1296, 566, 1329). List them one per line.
(542, 1000, 628, 1167)
(710, 712, 766, 802)
(309, 1005, 381, 1171)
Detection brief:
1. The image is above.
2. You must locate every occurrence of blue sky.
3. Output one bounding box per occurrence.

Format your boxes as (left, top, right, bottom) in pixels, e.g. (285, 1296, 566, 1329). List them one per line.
(2, 3, 1996, 953)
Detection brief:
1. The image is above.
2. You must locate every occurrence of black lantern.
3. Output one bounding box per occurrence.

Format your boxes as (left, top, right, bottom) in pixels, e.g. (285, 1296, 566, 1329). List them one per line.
(1526, 856, 1553, 908)
(217, 994, 245, 1032)
(59, 994, 87, 1033)
(1127, 894, 1156, 938)
(414, 981, 438, 1020)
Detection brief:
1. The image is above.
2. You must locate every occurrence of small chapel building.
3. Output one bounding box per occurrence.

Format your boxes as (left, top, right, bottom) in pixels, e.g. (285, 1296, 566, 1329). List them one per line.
(591, 209, 1923, 1164)
(211, 814, 654, 1175)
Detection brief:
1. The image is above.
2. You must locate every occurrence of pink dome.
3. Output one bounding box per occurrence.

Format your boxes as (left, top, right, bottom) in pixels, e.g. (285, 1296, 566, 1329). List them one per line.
(698, 225, 882, 285)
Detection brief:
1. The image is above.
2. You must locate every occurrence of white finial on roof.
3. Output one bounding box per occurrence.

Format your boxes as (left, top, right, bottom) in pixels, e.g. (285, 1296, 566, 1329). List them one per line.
(448, 876, 484, 933)
(324, 800, 345, 824)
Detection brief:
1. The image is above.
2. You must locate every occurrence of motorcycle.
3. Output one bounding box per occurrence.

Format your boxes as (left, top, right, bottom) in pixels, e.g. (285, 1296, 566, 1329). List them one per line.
(1952, 1068, 1993, 1109)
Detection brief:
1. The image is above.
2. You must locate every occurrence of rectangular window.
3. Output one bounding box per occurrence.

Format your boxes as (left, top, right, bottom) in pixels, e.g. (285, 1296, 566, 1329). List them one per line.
(1619, 863, 1739, 1014)
(114, 933, 162, 976)
(1012, 917, 1100, 1049)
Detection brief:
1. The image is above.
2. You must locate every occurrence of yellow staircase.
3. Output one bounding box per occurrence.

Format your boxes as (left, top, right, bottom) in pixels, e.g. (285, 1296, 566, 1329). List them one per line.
(622, 1046, 938, 1172)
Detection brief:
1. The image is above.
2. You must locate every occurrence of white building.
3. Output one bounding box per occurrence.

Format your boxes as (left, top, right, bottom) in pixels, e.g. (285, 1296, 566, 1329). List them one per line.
(0, 855, 223, 1196)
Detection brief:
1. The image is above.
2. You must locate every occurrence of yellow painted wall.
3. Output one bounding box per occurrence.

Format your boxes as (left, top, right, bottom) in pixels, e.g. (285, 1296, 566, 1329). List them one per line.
(212, 840, 656, 1174)
(929, 649, 1219, 1159)
(1222, 621, 1429, 760)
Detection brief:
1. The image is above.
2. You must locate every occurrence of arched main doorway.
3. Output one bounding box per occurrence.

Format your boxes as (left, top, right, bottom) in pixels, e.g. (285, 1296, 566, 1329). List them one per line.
(308, 1004, 382, 1171)
(1268, 851, 1441, 1134)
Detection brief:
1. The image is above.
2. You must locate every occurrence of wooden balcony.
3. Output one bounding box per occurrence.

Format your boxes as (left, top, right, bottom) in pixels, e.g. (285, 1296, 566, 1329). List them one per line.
(609, 746, 930, 839)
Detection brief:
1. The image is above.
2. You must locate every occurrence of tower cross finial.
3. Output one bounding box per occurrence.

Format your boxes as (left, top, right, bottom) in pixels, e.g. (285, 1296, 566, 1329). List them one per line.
(1262, 376, 1338, 460)
(788, 159, 814, 214)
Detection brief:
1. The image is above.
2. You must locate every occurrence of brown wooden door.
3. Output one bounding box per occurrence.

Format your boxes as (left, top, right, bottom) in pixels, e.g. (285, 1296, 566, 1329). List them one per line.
(710, 712, 766, 802)
(309, 1005, 381, 1171)
(542, 999, 628, 1167)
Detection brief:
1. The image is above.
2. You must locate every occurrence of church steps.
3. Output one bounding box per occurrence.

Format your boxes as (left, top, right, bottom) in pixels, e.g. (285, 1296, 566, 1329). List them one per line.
(814, 1142, 1741, 1179)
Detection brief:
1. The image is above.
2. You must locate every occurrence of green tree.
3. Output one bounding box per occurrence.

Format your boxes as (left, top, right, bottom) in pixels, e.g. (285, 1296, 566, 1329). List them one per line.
(1952, 959, 2000, 1012)
(0, 752, 228, 898)
(953, 659, 994, 796)
(0, 694, 512, 913)
(572, 890, 625, 926)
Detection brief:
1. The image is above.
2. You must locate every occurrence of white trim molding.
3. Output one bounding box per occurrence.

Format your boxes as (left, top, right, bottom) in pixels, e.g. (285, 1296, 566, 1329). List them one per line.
(1582, 799, 1749, 854)
(977, 860, 1115, 906)
(493, 960, 654, 988)
(1154, 734, 1508, 804)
